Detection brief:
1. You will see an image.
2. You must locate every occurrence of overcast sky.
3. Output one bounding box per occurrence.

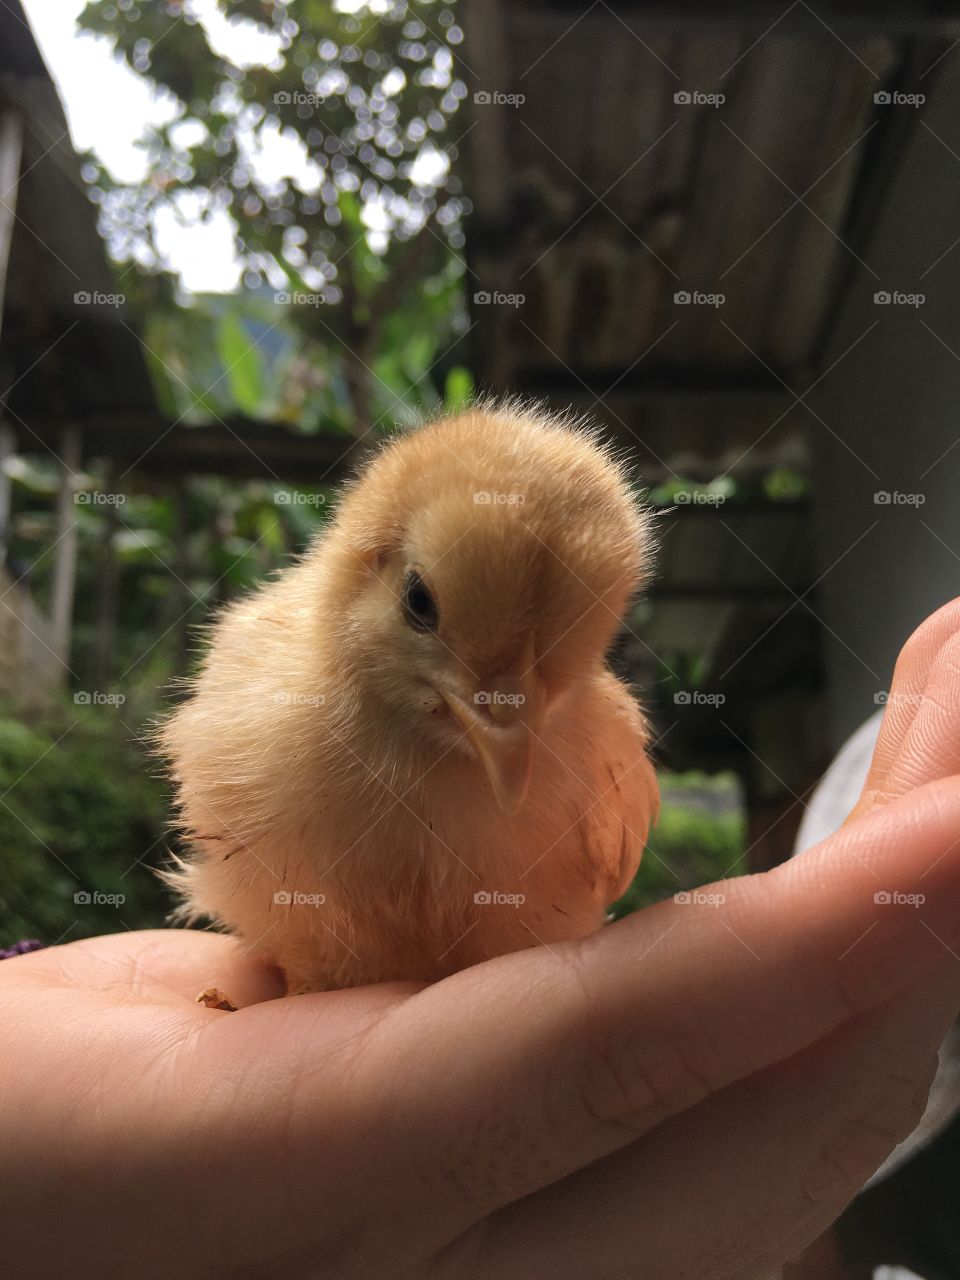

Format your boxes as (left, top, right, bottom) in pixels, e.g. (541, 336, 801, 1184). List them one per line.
(20, 0, 281, 291)
(20, 1, 451, 296)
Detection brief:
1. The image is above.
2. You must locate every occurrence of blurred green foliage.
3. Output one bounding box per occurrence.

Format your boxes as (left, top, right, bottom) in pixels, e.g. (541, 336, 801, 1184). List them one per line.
(0, 697, 170, 946)
(6, 465, 331, 689)
(133, 273, 472, 433)
(611, 772, 746, 918)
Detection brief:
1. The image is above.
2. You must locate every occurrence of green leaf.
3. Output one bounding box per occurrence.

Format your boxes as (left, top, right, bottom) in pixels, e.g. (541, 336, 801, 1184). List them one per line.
(216, 312, 266, 415)
(337, 189, 365, 236)
(443, 365, 473, 412)
(4, 456, 60, 496)
(113, 528, 169, 559)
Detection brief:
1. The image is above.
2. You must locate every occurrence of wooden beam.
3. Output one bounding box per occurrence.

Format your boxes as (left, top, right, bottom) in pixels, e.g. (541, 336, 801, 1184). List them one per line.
(519, 388, 808, 476)
(5, 392, 808, 483)
(5, 416, 364, 485)
(530, 1, 960, 34)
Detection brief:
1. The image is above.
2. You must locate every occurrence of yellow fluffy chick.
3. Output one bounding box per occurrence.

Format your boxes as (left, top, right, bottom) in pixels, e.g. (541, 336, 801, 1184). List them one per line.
(160, 402, 659, 993)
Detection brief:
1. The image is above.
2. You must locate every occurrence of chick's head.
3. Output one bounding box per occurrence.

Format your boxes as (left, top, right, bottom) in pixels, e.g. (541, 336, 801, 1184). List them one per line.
(322, 404, 652, 814)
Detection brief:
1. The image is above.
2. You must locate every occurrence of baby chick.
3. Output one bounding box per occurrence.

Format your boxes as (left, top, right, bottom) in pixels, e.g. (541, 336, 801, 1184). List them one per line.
(160, 402, 659, 994)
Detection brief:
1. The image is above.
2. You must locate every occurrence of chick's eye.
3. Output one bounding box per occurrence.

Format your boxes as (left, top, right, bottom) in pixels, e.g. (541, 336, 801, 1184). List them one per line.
(402, 570, 439, 632)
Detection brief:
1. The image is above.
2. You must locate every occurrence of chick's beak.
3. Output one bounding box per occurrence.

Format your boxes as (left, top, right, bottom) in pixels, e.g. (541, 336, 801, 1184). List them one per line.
(442, 637, 544, 816)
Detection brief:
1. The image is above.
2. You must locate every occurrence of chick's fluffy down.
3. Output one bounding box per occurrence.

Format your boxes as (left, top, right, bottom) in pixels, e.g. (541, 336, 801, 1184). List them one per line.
(160, 402, 659, 993)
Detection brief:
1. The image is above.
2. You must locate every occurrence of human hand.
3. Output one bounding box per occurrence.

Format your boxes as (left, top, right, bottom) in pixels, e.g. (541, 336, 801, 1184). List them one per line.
(4, 604, 960, 1280)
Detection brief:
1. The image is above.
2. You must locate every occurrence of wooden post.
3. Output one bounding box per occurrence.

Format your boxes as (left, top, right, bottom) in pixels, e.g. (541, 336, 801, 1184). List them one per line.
(172, 480, 192, 672)
(0, 112, 24, 571)
(0, 419, 12, 566)
(51, 425, 82, 668)
(92, 461, 120, 689)
(0, 110, 23, 337)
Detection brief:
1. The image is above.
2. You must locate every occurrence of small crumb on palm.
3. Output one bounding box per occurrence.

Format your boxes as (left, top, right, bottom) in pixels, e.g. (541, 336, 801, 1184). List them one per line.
(196, 987, 237, 1012)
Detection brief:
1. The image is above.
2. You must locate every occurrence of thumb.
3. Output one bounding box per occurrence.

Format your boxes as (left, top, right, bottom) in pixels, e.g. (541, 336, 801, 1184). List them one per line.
(848, 597, 960, 823)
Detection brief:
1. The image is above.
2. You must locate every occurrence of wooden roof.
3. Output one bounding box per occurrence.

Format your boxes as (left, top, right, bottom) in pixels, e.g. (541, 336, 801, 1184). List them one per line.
(461, 0, 958, 476)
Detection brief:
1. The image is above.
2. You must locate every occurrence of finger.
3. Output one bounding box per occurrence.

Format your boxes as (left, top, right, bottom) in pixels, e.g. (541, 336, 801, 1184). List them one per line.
(340, 776, 960, 1247)
(849, 597, 960, 822)
(460, 951, 960, 1280)
(5, 929, 286, 1007)
(866, 628, 960, 809)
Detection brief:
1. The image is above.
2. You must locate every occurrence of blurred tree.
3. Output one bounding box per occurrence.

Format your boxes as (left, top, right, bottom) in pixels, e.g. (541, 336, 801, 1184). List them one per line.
(77, 0, 472, 433)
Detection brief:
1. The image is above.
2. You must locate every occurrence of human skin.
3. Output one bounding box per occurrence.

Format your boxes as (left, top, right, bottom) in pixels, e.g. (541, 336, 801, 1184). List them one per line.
(4, 601, 960, 1280)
